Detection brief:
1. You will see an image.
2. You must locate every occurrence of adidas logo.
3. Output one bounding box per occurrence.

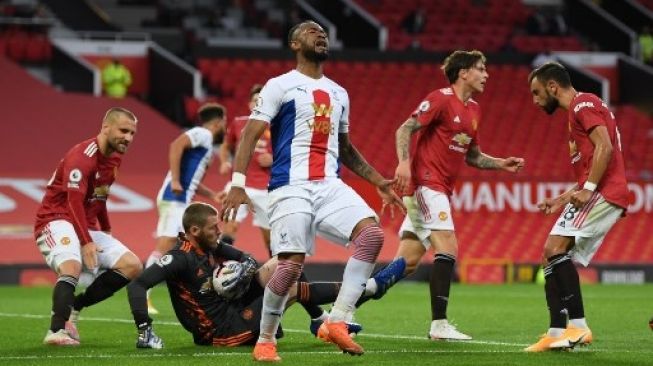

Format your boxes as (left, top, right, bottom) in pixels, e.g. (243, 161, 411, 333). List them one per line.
(453, 116, 461, 123)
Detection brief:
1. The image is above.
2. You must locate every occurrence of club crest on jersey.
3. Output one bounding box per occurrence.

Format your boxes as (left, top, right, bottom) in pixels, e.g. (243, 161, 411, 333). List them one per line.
(438, 211, 448, 221)
(61, 237, 71, 245)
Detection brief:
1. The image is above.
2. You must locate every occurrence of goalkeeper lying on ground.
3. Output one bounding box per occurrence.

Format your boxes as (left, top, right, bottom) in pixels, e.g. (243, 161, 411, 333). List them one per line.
(126, 202, 405, 348)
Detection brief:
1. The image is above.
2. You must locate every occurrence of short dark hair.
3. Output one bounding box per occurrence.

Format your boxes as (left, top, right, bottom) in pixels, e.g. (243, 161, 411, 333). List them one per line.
(287, 20, 321, 45)
(104, 107, 137, 124)
(528, 62, 571, 88)
(182, 203, 217, 232)
(250, 84, 263, 98)
(441, 50, 487, 84)
(197, 103, 225, 124)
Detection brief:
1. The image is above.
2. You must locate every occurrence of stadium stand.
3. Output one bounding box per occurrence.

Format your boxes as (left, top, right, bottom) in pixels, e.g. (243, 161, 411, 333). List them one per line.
(1, 0, 653, 285)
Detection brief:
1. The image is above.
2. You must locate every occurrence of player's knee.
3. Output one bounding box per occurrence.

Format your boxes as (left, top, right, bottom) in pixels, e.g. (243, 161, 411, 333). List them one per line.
(404, 257, 420, 275)
(115, 252, 143, 279)
(58, 259, 82, 278)
(268, 259, 303, 296)
(543, 245, 566, 261)
(352, 225, 384, 263)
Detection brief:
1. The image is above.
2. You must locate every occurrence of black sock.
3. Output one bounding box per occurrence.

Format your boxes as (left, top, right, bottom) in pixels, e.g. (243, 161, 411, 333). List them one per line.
(548, 253, 585, 319)
(431, 253, 455, 320)
(297, 282, 341, 311)
(543, 263, 567, 329)
(297, 272, 327, 319)
(73, 270, 130, 311)
(51, 275, 78, 332)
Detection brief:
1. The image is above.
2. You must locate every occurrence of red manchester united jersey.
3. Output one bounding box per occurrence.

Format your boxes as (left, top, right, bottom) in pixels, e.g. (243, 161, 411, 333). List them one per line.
(568, 93, 629, 209)
(35, 138, 122, 244)
(226, 115, 272, 190)
(409, 87, 481, 196)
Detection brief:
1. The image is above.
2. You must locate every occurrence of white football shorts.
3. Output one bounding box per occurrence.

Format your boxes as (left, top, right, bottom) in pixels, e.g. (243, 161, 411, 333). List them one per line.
(399, 186, 455, 249)
(549, 192, 624, 267)
(36, 219, 131, 273)
(156, 199, 186, 238)
(267, 179, 377, 256)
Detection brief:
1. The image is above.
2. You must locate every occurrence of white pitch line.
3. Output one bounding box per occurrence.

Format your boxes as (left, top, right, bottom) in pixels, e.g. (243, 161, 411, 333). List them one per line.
(0, 349, 534, 361)
(2, 347, 653, 361)
(0, 312, 527, 347)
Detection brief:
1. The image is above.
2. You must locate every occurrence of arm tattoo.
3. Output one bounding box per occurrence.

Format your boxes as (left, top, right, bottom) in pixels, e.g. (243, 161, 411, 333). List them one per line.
(465, 145, 500, 170)
(396, 118, 422, 161)
(339, 133, 376, 181)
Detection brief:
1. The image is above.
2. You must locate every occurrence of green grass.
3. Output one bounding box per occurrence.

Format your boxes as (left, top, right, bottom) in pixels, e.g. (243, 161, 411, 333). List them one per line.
(0, 283, 651, 365)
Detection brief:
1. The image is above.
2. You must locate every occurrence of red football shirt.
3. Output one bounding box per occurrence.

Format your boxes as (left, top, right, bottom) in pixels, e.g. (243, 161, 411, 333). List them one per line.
(568, 92, 629, 209)
(35, 138, 121, 244)
(409, 87, 481, 196)
(226, 115, 272, 190)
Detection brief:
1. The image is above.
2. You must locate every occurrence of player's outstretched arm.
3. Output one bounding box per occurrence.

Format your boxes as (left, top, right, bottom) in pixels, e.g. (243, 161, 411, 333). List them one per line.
(465, 145, 525, 172)
(220, 119, 267, 222)
(339, 133, 405, 212)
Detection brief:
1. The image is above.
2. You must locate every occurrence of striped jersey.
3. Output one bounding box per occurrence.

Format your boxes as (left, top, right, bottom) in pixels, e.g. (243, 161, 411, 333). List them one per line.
(250, 70, 349, 190)
(157, 127, 214, 203)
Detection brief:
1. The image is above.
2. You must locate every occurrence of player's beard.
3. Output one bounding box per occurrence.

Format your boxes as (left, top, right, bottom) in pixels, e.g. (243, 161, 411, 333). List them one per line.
(108, 136, 129, 154)
(542, 91, 559, 115)
(197, 231, 218, 252)
(304, 45, 328, 62)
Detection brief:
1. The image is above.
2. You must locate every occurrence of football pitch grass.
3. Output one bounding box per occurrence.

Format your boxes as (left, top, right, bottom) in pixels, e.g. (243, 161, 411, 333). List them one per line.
(0, 283, 651, 365)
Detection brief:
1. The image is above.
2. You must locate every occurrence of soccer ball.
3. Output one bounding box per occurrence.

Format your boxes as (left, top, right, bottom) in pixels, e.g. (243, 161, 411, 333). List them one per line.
(212, 260, 242, 296)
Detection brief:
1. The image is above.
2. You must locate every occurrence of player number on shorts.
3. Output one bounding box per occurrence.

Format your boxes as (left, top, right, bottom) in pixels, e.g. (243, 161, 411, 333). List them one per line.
(564, 206, 579, 220)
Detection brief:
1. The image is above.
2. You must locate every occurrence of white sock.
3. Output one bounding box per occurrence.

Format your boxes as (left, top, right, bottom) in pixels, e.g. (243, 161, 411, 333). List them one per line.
(364, 278, 377, 296)
(569, 318, 588, 329)
(330, 257, 374, 321)
(258, 287, 288, 343)
(547, 327, 565, 337)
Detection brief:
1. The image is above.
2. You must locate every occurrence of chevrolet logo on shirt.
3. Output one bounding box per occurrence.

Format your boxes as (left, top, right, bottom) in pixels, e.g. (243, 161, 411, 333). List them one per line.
(452, 133, 472, 146)
(449, 133, 472, 153)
